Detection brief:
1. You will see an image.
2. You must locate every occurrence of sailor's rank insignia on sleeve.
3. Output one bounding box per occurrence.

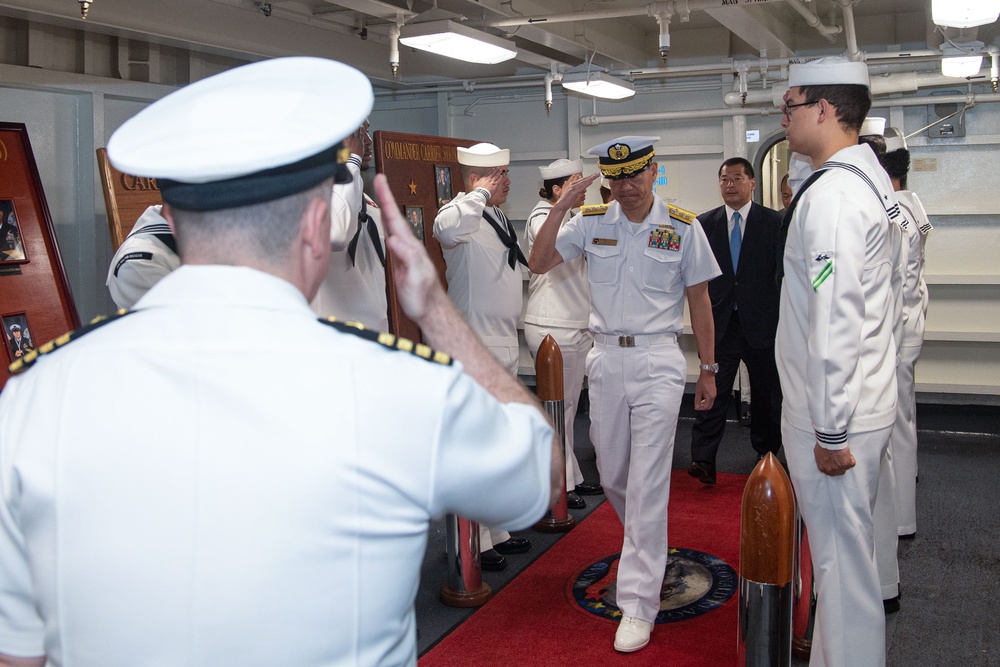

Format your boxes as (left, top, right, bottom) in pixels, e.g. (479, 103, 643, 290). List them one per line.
(667, 203, 696, 225)
(319, 317, 453, 366)
(8, 309, 134, 375)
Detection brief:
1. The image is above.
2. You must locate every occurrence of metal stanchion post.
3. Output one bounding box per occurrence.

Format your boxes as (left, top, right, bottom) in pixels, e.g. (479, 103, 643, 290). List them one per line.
(439, 514, 492, 607)
(792, 515, 816, 661)
(738, 453, 796, 666)
(532, 334, 574, 533)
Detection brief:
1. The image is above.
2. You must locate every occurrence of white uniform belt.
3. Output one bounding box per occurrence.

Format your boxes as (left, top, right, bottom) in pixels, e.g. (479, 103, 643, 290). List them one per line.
(593, 332, 677, 347)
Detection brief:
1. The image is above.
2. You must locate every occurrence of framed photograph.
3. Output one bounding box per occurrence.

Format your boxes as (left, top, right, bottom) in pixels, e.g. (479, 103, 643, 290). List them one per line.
(434, 165, 452, 207)
(0, 199, 27, 263)
(2, 313, 34, 364)
(405, 206, 425, 241)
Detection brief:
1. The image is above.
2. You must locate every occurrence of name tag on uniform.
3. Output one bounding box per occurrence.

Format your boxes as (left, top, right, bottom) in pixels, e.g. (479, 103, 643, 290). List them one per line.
(649, 226, 681, 251)
(592, 238, 617, 246)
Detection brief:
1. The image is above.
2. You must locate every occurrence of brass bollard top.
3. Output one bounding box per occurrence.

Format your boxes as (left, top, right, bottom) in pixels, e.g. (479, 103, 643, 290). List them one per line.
(739, 452, 796, 585)
(534, 335, 564, 402)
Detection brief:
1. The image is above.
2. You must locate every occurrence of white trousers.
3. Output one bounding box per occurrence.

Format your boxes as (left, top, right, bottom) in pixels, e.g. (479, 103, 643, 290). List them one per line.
(892, 344, 921, 535)
(478, 341, 522, 552)
(524, 323, 593, 488)
(873, 441, 899, 599)
(784, 421, 890, 667)
(588, 339, 685, 623)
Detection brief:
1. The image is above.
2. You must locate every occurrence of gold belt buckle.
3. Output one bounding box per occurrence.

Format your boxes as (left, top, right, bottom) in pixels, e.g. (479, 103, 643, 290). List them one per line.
(618, 335, 635, 347)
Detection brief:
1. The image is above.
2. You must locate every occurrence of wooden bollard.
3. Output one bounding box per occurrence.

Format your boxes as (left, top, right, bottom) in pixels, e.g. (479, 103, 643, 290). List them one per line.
(439, 514, 492, 607)
(738, 453, 796, 666)
(532, 334, 575, 533)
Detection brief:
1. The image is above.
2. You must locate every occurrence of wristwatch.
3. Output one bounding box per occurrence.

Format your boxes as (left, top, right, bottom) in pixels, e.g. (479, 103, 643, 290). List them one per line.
(699, 363, 719, 374)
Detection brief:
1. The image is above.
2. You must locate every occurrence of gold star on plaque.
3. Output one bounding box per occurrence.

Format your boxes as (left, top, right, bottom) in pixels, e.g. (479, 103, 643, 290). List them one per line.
(408, 179, 418, 195)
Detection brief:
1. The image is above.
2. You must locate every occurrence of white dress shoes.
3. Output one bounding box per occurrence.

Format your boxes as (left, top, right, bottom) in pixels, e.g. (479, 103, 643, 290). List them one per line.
(614, 615, 653, 652)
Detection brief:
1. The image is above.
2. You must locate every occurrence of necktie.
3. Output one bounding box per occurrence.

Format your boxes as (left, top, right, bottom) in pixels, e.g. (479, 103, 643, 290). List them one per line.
(730, 211, 742, 273)
(482, 209, 528, 270)
(347, 195, 386, 268)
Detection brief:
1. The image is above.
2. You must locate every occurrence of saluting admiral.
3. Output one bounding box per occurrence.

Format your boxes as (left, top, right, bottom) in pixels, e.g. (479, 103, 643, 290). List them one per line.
(529, 135, 721, 653)
(0, 57, 558, 667)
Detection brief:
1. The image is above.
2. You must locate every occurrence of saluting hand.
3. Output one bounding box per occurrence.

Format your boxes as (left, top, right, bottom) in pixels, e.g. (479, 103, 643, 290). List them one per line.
(471, 167, 506, 202)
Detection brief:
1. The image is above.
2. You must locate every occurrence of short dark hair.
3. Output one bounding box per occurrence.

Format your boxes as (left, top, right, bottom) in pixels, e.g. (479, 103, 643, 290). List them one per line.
(799, 84, 872, 132)
(719, 157, 754, 179)
(881, 148, 911, 189)
(539, 175, 573, 201)
(858, 134, 886, 160)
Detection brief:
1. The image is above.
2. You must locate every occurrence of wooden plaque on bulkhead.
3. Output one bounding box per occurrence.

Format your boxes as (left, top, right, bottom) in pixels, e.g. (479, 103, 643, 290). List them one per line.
(373, 131, 478, 342)
(1, 123, 80, 390)
(96, 147, 162, 251)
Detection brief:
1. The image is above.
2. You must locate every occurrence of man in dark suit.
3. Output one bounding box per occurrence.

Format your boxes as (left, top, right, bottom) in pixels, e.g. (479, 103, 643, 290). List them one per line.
(688, 157, 783, 484)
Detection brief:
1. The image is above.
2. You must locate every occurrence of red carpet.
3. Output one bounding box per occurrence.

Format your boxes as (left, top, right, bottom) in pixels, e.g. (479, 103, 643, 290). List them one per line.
(419, 471, 747, 667)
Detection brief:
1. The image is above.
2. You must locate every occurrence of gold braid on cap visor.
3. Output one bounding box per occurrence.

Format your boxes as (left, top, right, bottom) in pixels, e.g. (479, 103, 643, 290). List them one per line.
(600, 152, 655, 178)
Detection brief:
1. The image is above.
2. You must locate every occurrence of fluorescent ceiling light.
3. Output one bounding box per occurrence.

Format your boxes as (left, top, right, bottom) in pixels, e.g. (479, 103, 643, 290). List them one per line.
(932, 0, 1000, 28)
(561, 71, 635, 100)
(941, 42, 985, 77)
(399, 20, 517, 65)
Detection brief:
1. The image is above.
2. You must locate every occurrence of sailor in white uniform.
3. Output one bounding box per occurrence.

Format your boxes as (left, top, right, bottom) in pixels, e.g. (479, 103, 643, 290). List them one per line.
(881, 131, 931, 539)
(106, 204, 180, 309)
(529, 136, 720, 653)
(433, 142, 532, 568)
(778, 57, 898, 666)
(311, 119, 388, 331)
(524, 158, 598, 509)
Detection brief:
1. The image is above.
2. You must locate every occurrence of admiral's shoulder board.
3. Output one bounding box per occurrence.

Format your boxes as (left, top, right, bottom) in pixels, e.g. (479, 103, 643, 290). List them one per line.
(667, 203, 696, 225)
(319, 317, 452, 366)
(581, 204, 609, 217)
(8, 310, 133, 375)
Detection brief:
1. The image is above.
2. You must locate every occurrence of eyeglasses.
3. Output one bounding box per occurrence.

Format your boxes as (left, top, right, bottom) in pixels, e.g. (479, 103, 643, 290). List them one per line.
(781, 100, 818, 120)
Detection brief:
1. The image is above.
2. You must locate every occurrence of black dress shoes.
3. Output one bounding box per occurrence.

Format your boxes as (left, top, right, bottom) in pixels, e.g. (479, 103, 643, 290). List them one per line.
(493, 537, 531, 555)
(480, 549, 507, 571)
(883, 594, 901, 614)
(575, 482, 604, 496)
(566, 491, 586, 509)
(687, 461, 716, 485)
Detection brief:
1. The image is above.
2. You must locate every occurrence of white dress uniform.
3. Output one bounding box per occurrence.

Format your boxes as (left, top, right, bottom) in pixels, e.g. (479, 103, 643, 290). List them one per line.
(777, 143, 898, 667)
(105, 205, 180, 309)
(0, 266, 552, 666)
(311, 153, 389, 331)
(524, 199, 592, 490)
(874, 209, 907, 601)
(892, 190, 931, 536)
(554, 197, 720, 623)
(433, 188, 525, 551)
(433, 189, 524, 373)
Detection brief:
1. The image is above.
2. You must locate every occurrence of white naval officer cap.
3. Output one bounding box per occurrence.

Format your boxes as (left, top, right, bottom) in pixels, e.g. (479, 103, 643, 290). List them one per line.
(884, 127, 908, 153)
(9, 324, 20, 332)
(107, 57, 373, 211)
(588, 136, 659, 179)
(788, 56, 870, 88)
(457, 143, 510, 168)
(860, 116, 887, 137)
(539, 158, 583, 180)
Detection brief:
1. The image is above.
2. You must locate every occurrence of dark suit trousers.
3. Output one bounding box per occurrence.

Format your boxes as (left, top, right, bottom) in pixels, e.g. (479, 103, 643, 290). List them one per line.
(690, 310, 782, 462)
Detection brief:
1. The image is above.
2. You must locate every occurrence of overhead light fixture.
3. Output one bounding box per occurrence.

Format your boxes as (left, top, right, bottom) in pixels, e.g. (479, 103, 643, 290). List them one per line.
(398, 20, 517, 65)
(561, 70, 635, 100)
(78, 0, 92, 19)
(941, 42, 985, 78)
(932, 0, 1000, 28)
